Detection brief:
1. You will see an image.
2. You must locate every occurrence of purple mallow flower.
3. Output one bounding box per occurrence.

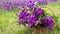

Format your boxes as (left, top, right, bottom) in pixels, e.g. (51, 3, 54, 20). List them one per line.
(18, 10, 30, 24)
(26, 0, 36, 8)
(40, 16, 54, 30)
(37, 0, 48, 5)
(27, 15, 37, 26)
(21, 5, 30, 10)
(45, 16, 54, 30)
(20, 0, 36, 9)
(3, 2, 12, 10)
(32, 8, 44, 18)
(19, 10, 29, 19)
(18, 9, 38, 25)
(13, 1, 21, 6)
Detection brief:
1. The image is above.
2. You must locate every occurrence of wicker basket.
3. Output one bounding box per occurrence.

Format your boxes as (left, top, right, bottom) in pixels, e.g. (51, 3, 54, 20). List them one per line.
(32, 24, 56, 34)
(32, 6, 56, 34)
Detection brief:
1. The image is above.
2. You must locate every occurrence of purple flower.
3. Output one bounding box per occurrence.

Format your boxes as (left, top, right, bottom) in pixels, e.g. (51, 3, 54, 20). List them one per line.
(18, 10, 30, 24)
(19, 17, 27, 24)
(13, 1, 21, 6)
(45, 16, 54, 25)
(27, 15, 37, 26)
(32, 8, 44, 18)
(45, 16, 54, 30)
(37, 0, 48, 5)
(3, 2, 12, 10)
(27, 2, 35, 8)
(18, 10, 37, 25)
(26, 0, 36, 8)
(40, 16, 54, 30)
(19, 10, 29, 19)
(20, 0, 36, 9)
(21, 5, 30, 10)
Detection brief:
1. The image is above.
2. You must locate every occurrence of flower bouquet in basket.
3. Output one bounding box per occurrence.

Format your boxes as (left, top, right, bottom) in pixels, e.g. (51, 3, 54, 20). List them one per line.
(17, 1, 58, 34)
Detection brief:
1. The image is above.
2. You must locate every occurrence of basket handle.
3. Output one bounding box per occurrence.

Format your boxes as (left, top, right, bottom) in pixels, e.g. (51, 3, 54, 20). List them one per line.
(40, 6, 55, 16)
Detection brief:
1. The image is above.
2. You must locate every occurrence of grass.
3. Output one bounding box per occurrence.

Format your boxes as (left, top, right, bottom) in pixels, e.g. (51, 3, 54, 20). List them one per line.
(0, 3, 60, 34)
